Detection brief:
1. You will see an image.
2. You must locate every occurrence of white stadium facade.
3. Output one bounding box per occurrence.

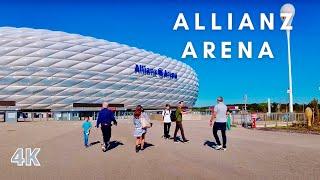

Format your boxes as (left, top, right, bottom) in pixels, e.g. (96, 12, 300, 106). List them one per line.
(0, 27, 198, 121)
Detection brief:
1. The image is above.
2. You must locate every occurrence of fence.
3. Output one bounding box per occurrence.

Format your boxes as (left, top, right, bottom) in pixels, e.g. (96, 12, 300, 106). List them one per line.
(13, 110, 308, 126)
(232, 112, 306, 128)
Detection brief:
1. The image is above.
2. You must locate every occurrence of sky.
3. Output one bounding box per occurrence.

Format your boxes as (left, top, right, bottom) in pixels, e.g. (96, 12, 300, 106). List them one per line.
(0, 0, 319, 107)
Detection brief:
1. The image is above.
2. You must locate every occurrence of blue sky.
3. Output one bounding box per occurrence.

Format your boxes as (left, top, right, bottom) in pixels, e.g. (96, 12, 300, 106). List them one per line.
(0, 0, 319, 106)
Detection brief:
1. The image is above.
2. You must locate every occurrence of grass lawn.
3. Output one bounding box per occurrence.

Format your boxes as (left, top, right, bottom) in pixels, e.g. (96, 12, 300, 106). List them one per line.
(258, 125, 320, 135)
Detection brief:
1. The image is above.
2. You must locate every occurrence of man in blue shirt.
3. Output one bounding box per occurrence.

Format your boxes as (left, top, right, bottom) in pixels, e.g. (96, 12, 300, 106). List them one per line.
(96, 102, 117, 152)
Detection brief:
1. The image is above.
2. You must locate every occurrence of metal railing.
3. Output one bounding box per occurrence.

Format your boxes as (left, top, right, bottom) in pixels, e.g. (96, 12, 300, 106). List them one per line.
(232, 112, 306, 128)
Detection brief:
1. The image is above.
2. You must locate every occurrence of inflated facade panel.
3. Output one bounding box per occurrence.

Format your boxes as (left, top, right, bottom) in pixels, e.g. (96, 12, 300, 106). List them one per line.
(0, 27, 198, 109)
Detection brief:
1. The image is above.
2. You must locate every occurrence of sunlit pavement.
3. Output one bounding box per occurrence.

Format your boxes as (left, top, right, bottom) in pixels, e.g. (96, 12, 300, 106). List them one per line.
(0, 120, 319, 180)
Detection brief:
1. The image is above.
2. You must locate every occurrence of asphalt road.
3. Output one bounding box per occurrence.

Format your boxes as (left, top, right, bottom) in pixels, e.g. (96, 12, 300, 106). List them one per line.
(0, 120, 320, 180)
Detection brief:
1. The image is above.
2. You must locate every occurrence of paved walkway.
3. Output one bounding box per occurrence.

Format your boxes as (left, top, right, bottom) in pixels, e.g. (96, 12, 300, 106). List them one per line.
(0, 120, 320, 180)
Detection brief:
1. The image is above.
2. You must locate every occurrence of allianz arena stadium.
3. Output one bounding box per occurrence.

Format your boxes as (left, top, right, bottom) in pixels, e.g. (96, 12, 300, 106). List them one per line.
(0, 27, 198, 119)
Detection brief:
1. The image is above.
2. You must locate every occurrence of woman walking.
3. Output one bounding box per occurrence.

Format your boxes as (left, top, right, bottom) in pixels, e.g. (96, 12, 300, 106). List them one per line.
(133, 105, 149, 153)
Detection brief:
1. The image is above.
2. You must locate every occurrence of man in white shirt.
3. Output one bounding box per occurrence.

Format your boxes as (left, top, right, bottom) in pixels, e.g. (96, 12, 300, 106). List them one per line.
(210, 96, 228, 150)
(162, 104, 172, 139)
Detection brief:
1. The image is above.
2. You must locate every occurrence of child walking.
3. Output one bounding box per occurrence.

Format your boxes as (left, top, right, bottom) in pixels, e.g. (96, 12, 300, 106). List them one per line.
(82, 117, 92, 148)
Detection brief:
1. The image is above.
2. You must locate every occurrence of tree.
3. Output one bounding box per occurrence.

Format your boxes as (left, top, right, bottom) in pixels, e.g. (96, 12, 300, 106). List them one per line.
(309, 98, 319, 125)
(257, 103, 268, 113)
(271, 102, 278, 112)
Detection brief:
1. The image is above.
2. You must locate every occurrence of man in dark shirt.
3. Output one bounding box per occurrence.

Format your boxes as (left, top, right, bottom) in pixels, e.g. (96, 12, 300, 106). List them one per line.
(96, 102, 117, 152)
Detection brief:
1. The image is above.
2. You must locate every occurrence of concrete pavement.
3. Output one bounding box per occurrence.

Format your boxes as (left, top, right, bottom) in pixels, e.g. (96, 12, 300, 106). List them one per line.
(0, 120, 319, 180)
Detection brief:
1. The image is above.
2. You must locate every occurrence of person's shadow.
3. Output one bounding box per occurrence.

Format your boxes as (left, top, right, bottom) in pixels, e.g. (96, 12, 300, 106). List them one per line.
(143, 142, 155, 150)
(203, 140, 217, 149)
(170, 136, 184, 142)
(106, 140, 124, 151)
(90, 141, 101, 146)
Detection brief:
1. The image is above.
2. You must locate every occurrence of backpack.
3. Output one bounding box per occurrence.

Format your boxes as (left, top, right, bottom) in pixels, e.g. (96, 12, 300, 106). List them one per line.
(170, 110, 177, 122)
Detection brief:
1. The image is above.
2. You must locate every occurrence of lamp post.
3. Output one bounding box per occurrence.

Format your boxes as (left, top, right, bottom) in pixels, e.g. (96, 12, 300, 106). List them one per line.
(281, 3, 295, 113)
(243, 94, 247, 112)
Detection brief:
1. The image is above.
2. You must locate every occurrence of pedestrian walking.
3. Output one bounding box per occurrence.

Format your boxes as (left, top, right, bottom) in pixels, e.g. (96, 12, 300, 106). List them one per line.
(96, 102, 118, 152)
(82, 116, 92, 148)
(210, 97, 228, 150)
(227, 111, 232, 130)
(162, 104, 172, 139)
(133, 105, 151, 152)
(173, 101, 189, 143)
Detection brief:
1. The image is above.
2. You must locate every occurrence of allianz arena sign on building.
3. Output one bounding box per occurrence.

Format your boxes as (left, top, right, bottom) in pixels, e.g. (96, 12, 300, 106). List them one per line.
(134, 64, 178, 80)
(0, 27, 198, 110)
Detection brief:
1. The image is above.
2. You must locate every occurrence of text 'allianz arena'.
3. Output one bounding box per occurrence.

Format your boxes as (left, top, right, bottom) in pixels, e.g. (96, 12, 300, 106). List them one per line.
(0, 27, 199, 110)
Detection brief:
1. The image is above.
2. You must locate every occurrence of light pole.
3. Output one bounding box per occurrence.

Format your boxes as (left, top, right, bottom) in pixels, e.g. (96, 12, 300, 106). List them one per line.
(281, 3, 295, 113)
(267, 98, 271, 114)
(243, 94, 247, 112)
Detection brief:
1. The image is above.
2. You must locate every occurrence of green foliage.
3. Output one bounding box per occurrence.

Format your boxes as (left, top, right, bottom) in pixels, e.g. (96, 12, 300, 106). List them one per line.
(309, 98, 319, 124)
(192, 107, 210, 112)
(193, 98, 320, 114)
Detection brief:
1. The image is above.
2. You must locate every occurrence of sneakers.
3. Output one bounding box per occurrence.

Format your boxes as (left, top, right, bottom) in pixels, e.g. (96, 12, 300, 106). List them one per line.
(173, 139, 189, 143)
(214, 145, 222, 150)
(183, 139, 190, 143)
(135, 145, 140, 153)
(102, 146, 107, 152)
(102, 143, 107, 152)
(214, 145, 227, 151)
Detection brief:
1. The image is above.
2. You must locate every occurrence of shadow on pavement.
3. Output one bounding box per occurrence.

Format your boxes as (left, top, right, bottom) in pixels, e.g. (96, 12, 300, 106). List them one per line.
(143, 142, 155, 150)
(107, 140, 124, 151)
(203, 140, 217, 149)
(90, 141, 101, 146)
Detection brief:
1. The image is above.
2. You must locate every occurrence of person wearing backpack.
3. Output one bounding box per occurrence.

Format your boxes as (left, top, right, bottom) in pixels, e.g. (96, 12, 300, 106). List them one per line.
(173, 101, 189, 143)
(162, 104, 172, 139)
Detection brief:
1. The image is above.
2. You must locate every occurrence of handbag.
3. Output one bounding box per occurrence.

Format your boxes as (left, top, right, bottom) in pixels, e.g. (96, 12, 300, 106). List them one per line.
(141, 114, 151, 128)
